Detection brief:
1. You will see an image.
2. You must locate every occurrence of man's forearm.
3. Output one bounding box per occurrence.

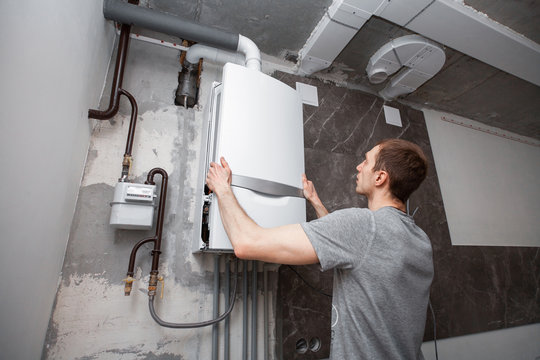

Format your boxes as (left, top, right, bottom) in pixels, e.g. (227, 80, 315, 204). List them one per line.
(214, 187, 259, 251)
(310, 199, 329, 218)
(206, 159, 319, 265)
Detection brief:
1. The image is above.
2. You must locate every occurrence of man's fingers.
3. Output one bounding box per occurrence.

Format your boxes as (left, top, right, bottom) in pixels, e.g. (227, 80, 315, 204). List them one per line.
(220, 157, 230, 171)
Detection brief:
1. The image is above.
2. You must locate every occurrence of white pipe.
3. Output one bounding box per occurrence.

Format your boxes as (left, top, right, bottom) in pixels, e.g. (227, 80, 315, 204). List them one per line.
(186, 43, 245, 67)
(237, 35, 262, 71)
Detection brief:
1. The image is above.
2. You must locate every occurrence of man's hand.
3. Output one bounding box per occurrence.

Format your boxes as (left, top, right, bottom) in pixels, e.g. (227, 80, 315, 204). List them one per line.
(302, 174, 320, 203)
(206, 157, 232, 196)
(302, 174, 329, 218)
(204, 157, 318, 265)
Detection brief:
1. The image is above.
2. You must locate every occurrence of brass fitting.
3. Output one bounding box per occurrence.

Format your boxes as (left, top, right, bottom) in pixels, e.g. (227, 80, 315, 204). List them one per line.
(148, 273, 158, 296)
(122, 154, 132, 167)
(123, 276, 134, 296)
(121, 155, 133, 180)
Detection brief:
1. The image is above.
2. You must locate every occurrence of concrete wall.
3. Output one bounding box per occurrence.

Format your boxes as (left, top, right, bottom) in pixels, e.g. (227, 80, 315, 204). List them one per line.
(0, 1, 114, 359)
(423, 109, 540, 247)
(422, 323, 540, 360)
(42, 38, 277, 359)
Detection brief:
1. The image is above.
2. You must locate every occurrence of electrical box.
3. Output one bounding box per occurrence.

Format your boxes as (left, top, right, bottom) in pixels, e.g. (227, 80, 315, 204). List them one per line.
(110, 182, 156, 230)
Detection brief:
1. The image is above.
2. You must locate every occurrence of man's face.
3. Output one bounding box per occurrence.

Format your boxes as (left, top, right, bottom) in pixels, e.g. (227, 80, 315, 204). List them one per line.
(355, 145, 380, 195)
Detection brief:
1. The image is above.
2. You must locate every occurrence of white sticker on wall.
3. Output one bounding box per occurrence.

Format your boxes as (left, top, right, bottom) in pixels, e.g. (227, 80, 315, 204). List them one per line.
(296, 82, 319, 106)
(383, 105, 402, 127)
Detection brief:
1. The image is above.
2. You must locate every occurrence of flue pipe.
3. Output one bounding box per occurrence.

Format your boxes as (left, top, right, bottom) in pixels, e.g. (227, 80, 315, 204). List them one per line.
(237, 35, 261, 71)
(185, 44, 245, 67)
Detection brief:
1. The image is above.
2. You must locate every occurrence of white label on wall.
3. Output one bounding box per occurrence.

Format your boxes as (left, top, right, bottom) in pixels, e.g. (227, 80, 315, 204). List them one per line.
(296, 82, 319, 106)
(383, 105, 402, 127)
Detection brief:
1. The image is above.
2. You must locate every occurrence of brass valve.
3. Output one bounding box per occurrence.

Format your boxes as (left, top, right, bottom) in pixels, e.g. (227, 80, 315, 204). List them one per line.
(123, 276, 135, 296)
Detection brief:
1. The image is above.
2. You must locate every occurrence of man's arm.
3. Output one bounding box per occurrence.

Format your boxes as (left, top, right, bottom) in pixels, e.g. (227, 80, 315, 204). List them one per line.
(302, 174, 328, 218)
(206, 157, 319, 265)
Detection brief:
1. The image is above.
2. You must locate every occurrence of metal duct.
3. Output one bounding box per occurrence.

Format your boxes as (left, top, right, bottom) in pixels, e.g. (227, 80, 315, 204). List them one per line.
(103, 0, 239, 51)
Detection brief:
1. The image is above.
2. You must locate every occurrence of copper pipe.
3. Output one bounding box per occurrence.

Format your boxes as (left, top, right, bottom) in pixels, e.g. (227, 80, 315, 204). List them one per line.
(119, 89, 138, 156)
(124, 168, 168, 296)
(89, 23, 132, 120)
(126, 237, 156, 277)
(145, 168, 168, 274)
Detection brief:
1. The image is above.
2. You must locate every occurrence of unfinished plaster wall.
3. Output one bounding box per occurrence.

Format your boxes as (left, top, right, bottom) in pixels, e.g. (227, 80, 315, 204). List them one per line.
(43, 38, 276, 359)
(0, 1, 115, 359)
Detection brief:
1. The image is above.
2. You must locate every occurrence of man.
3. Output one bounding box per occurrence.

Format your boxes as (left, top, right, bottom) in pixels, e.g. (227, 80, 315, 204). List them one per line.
(206, 139, 433, 359)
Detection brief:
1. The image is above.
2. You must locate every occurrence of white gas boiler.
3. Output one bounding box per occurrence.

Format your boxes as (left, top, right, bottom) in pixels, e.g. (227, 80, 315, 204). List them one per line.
(193, 63, 306, 252)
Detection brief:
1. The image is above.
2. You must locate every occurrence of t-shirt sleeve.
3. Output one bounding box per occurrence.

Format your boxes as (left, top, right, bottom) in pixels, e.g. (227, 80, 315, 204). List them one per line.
(301, 208, 375, 271)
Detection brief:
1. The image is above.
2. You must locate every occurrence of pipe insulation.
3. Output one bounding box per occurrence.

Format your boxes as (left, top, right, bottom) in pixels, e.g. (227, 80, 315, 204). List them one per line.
(103, 0, 238, 51)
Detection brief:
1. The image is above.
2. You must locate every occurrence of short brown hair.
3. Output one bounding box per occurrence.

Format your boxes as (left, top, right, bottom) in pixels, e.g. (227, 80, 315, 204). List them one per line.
(373, 139, 428, 203)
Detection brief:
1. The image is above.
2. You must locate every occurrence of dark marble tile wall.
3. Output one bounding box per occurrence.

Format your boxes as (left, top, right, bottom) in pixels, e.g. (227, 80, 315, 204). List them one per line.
(273, 72, 540, 359)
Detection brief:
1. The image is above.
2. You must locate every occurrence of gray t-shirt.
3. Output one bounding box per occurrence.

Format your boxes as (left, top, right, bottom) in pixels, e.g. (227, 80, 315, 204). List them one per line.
(301, 206, 433, 360)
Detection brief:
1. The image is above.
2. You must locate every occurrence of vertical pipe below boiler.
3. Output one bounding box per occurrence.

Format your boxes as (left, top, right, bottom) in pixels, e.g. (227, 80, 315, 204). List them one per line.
(212, 254, 220, 360)
(224, 257, 231, 360)
(263, 264, 268, 360)
(251, 260, 258, 359)
(243, 260, 248, 360)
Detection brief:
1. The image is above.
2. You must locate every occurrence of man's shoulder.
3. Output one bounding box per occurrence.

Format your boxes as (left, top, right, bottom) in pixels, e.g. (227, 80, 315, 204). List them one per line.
(333, 207, 370, 215)
(325, 207, 374, 225)
(336, 207, 373, 218)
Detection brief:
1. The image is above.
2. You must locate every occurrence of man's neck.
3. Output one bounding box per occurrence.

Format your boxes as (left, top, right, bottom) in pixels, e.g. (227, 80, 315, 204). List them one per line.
(367, 194, 405, 212)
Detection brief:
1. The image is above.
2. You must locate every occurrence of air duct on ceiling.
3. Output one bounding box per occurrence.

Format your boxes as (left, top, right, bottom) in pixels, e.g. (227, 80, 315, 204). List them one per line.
(298, 0, 540, 87)
(366, 34, 445, 100)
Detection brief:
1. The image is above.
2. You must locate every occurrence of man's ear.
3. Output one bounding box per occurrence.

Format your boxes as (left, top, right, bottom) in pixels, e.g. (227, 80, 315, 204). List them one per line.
(374, 170, 389, 187)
